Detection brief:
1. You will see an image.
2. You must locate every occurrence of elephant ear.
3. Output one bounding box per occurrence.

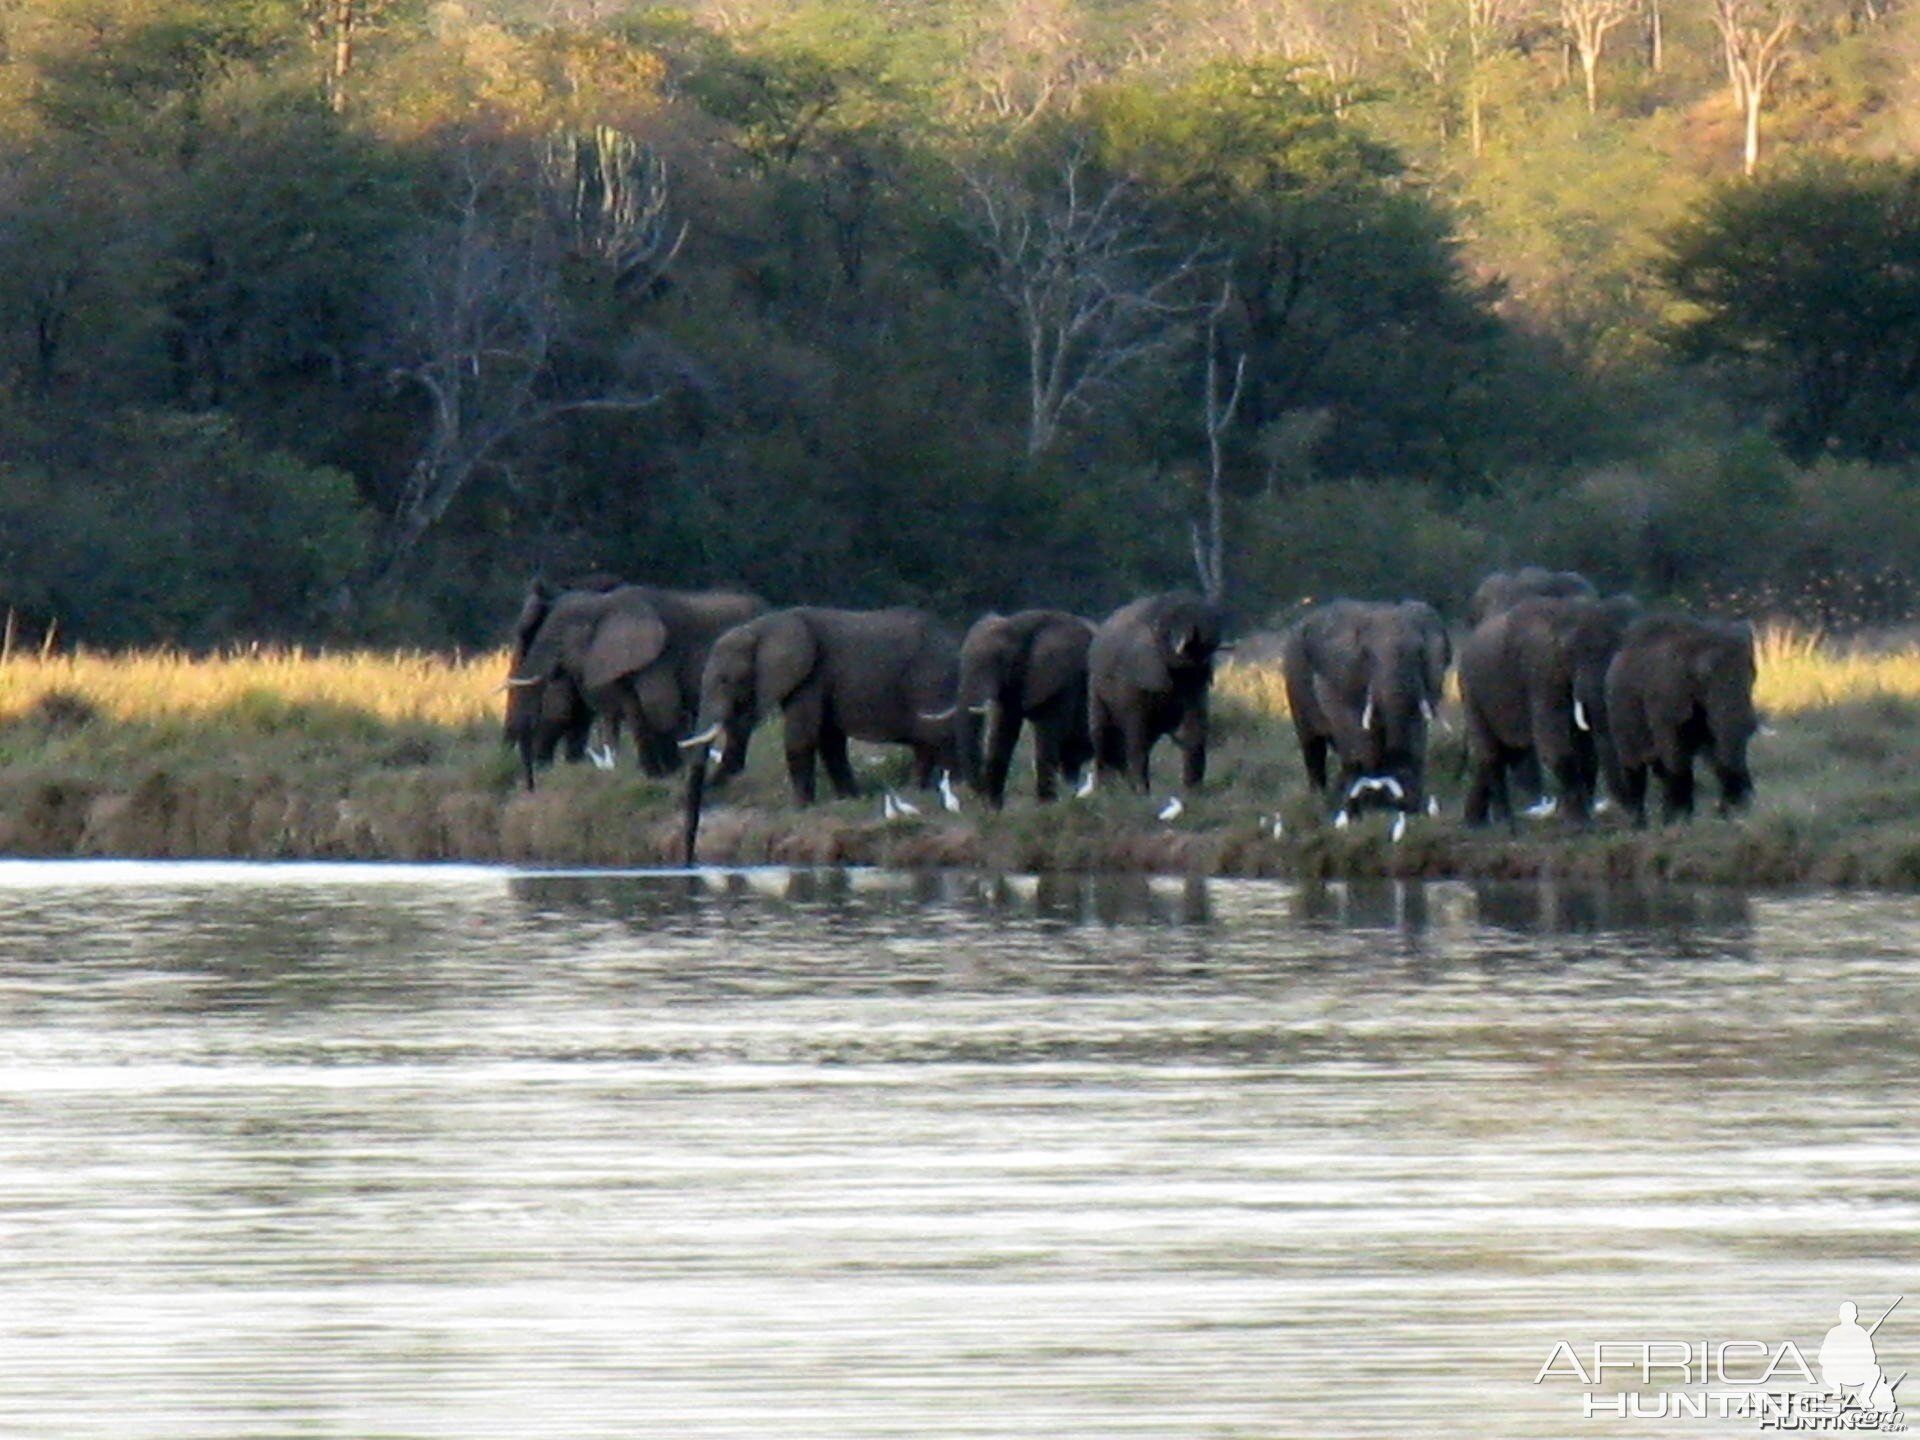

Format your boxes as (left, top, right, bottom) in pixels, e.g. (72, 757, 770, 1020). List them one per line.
(754, 612, 820, 707)
(1022, 620, 1090, 711)
(1123, 623, 1174, 693)
(1297, 610, 1347, 686)
(582, 604, 668, 693)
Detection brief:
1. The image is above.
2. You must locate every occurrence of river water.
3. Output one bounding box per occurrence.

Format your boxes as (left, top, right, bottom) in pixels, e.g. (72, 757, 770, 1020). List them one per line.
(0, 860, 1915, 1438)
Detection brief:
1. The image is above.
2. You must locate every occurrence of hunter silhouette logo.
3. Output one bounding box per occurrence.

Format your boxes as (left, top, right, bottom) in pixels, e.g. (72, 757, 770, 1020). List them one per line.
(1819, 1298, 1904, 1416)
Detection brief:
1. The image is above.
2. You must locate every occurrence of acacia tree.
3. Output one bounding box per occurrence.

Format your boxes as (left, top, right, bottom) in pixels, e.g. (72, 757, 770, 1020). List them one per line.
(1710, 0, 1799, 175)
(966, 149, 1205, 459)
(1663, 157, 1920, 461)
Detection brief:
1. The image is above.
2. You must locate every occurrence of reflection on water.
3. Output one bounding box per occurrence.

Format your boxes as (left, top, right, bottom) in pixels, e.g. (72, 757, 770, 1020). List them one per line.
(1, 860, 1916, 1439)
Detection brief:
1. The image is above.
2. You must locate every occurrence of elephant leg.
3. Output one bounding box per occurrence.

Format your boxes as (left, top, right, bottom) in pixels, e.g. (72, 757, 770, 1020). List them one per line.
(1120, 713, 1154, 792)
(1543, 742, 1590, 824)
(1713, 759, 1752, 816)
(712, 726, 751, 785)
(782, 701, 824, 805)
(1031, 721, 1063, 804)
(983, 712, 1021, 806)
(1465, 748, 1506, 829)
(1091, 697, 1127, 783)
(820, 726, 860, 799)
(1176, 704, 1207, 789)
(1618, 762, 1650, 828)
(1655, 758, 1694, 823)
(1509, 751, 1545, 809)
(909, 742, 941, 792)
(1296, 725, 1330, 794)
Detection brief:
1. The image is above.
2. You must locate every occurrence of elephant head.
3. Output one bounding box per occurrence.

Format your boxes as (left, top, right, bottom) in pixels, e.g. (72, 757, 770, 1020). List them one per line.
(1468, 566, 1596, 627)
(506, 586, 679, 787)
(502, 577, 644, 789)
(1293, 599, 1449, 815)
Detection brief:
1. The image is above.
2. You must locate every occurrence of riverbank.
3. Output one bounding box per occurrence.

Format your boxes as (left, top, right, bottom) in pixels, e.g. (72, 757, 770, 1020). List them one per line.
(1, 638, 1918, 887)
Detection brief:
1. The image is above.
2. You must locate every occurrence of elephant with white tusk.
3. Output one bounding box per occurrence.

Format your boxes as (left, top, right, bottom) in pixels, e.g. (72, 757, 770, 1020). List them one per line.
(1281, 599, 1450, 821)
(504, 580, 764, 791)
(680, 607, 960, 865)
(948, 609, 1096, 808)
(1458, 593, 1640, 828)
(1086, 592, 1225, 794)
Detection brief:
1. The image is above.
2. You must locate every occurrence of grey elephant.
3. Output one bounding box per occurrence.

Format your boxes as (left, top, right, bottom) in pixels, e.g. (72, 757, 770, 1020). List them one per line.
(1604, 614, 1758, 825)
(1458, 594, 1640, 827)
(506, 583, 764, 789)
(1467, 566, 1597, 627)
(939, 609, 1096, 808)
(1281, 599, 1450, 820)
(679, 607, 961, 864)
(502, 574, 624, 788)
(1086, 592, 1225, 793)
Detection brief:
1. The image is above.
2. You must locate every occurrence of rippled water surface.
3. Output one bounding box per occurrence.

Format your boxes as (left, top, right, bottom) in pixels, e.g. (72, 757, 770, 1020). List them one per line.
(2, 860, 1917, 1438)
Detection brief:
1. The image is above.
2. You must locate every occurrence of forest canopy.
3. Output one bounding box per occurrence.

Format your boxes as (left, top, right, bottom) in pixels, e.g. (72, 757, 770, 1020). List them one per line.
(2, 0, 1919, 647)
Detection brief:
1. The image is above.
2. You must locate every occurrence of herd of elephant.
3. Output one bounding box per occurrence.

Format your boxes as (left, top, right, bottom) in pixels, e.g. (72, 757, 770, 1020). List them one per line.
(502, 567, 1759, 864)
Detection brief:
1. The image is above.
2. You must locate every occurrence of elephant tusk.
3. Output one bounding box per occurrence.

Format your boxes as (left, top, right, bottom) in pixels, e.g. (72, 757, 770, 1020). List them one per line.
(679, 723, 722, 750)
(1573, 700, 1590, 733)
(968, 702, 994, 716)
(1360, 694, 1375, 731)
(499, 675, 543, 690)
(920, 706, 959, 723)
(1420, 696, 1435, 724)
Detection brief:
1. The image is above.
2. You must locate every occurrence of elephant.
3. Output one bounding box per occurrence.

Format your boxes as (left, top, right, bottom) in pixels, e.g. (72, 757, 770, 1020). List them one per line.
(502, 574, 625, 787)
(505, 583, 765, 790)
(679, 607, 961, 864)
(1604, 614, 1758, 825)
(1458, 593, 1640, 827)
(939, 609, 1096, 808)
(1467, 566, 1597, 627)
(1086, 592, 1225, 793)
(1280, 599, 1450, 820)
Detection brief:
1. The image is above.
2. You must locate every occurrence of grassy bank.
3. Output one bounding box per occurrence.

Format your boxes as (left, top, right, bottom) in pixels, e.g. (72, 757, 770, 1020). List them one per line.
(2, 631, 1919, 888)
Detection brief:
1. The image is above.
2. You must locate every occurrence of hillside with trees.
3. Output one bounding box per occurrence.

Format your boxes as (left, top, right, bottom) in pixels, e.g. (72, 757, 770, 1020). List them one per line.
(2, 0, 1919, 646)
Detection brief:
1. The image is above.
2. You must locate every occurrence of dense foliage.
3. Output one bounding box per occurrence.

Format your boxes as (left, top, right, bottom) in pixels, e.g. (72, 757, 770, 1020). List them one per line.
(1, 0, 1919, 647)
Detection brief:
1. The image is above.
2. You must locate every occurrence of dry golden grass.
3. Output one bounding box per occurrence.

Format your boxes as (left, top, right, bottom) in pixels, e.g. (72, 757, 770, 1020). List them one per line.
(0, 624, 1915, 734)
(0, 646, 512, 728)
(1217, 624, 1920, 720)
(1750, 624, 1920, 713)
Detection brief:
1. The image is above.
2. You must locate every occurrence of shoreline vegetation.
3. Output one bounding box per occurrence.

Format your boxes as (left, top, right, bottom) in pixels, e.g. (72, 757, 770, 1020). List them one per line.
(2, 629, 1919, 889)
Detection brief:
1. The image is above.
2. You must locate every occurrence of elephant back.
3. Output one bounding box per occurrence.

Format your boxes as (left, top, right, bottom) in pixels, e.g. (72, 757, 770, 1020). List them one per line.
(1468, 566, 1596, 627)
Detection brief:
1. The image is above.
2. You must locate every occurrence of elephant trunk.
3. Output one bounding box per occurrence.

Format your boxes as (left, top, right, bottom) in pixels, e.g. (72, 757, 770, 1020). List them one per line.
(976, 700, 1002, 782)
(681, 749, 709, 867)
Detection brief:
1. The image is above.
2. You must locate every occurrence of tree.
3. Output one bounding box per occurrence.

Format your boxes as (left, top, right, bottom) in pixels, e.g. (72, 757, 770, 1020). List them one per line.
(966, 148, 1206, 459)
(1560, 0, 1640, 110)
(1663, 157, 1920, 461)
(1191, 278, 1245, 603)
(378, 136, 677, 589)
(1710, 0, 1799, 175)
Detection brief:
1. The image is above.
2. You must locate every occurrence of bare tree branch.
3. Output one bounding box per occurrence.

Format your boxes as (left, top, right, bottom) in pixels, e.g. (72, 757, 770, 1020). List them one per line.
(966, 151, 1207, 459)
